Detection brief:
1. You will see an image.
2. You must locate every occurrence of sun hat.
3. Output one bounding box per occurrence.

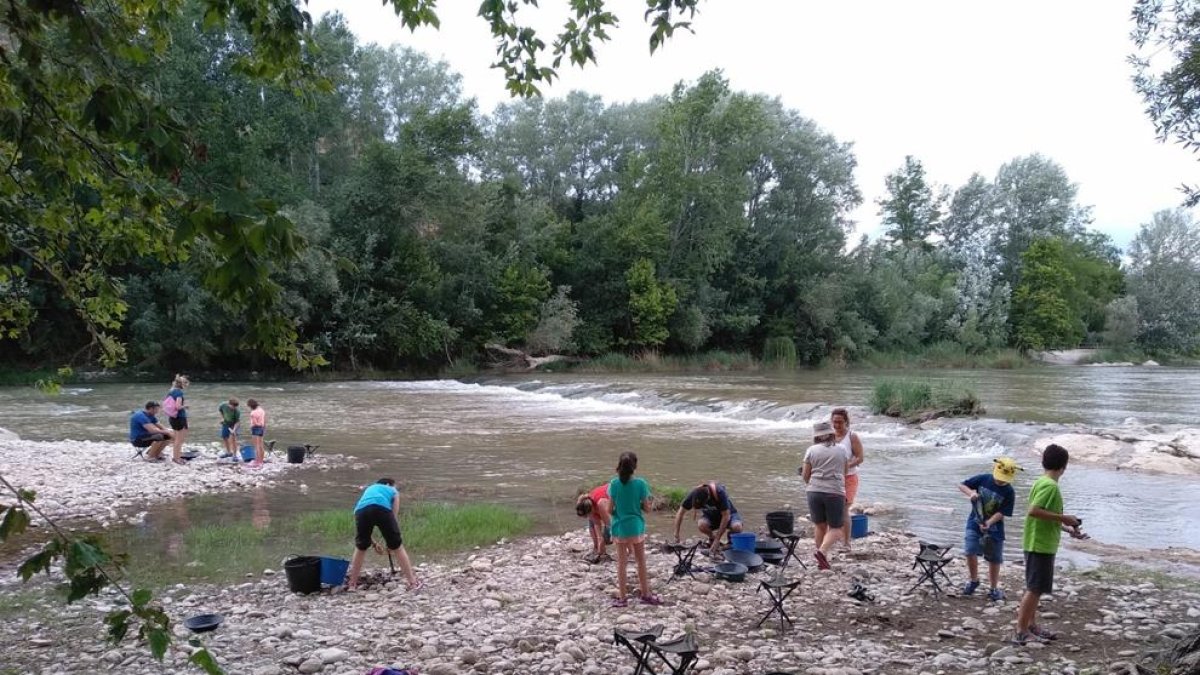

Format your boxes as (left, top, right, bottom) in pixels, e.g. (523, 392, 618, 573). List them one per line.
(993, 457, 1022, 483)
(813, 421, 835, 442)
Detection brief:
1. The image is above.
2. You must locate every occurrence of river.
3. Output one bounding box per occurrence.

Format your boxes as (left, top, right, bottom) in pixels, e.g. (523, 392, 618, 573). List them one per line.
(1, 366, 1198, 569)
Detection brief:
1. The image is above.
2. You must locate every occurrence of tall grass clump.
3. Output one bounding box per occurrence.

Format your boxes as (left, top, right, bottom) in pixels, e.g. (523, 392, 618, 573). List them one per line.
(762, 337, 798, 368)
(400, 503, 532, 553)
(651, 486, 689, 512)
(855, 343, 1034, 369)
(869, 378, 983, 421)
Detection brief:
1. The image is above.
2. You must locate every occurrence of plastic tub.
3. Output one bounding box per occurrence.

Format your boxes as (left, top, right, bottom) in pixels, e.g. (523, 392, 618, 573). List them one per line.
(319, 557, 349, 586)
(283, 555, 321, 594)
(851, 513, 869, 539)
(766, 511, 794, 535)
(287, 445, 306, 464)
(730, 532, 757, 552)
(240, 445, 255, 462)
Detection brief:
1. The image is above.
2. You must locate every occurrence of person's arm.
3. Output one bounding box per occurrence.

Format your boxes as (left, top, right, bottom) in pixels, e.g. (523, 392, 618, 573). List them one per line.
(848, 433, 864, 469)
(672, 506, 687, 542)
(802, 460, 813, 484)
(711, 509, 731, 549)
(958, 483, 979, 500)
(391, 491, 401, 516)
(1028, 505, 1080, 527)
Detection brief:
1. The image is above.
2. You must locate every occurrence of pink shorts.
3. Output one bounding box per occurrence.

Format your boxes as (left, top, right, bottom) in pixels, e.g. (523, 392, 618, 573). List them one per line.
(612, 534, 646, 545)
(844, 473, 860, 504)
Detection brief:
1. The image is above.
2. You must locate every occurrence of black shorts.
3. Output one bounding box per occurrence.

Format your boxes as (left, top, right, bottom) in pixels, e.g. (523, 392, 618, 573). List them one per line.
(132, 433, 167, 448)
(806, 491, 846, 528)
(169, 416, 188, 431)
(355, 505, 402, 551)
(1024, 551, 1056, 594)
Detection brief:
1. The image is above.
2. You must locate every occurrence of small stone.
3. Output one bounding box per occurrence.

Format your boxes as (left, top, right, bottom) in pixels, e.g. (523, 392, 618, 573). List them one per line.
(297, 657, 324, 674)
(459, 647, 479, 665)
(317, 647, 348, 664)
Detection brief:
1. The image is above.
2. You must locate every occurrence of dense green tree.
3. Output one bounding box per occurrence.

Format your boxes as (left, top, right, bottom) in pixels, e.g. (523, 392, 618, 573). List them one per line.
(1127, 208, 1200, 353)
(878, 156, 945, 247)
(1010, 238, 1085, 350)
(625, 258, 677, 349)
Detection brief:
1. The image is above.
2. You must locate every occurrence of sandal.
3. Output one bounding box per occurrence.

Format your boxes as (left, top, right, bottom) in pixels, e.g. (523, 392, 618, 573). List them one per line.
(171, 458, 187, 466)
(407, 579, 424, 593)
(639, 594, 663, 606)
(1029, 624, 1058, 641)
(610, 598, 628, 608)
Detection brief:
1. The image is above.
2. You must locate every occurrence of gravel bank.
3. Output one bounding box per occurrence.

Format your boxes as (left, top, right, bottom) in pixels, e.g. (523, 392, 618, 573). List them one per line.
(2, 528, 1197, 675)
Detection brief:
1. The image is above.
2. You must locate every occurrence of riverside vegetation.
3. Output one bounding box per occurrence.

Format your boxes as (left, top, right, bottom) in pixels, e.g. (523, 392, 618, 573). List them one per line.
(5, 3, 1200, 381)
(869, 378, 985, 422)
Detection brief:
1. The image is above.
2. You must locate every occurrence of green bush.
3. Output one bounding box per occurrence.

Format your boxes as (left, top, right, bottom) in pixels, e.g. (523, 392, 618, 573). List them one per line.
(869, 378, 983, 420)
(653, 486, 689, 512)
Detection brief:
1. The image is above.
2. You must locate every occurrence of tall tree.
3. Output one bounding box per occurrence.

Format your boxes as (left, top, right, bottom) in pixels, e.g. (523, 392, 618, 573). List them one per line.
(877, 155, 945, 247)
(1127, 208, 1200, 353)
(1010, 237, 1085, 350)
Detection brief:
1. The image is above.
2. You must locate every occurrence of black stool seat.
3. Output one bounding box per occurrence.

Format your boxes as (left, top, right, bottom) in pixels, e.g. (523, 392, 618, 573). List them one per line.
(756, 577, 801, 633)
(768, 529, 807, 570)
(907, 541, 954, 597)
(666, 541, 703, 583)
(614, 625, 699, 674)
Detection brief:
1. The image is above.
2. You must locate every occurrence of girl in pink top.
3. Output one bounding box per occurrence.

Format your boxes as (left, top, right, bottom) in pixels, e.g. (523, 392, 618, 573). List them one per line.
(246, 398, 267, 468)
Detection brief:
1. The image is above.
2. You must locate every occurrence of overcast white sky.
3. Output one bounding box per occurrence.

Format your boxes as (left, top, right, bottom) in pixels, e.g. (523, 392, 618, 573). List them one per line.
(306, 0, 1198, 249)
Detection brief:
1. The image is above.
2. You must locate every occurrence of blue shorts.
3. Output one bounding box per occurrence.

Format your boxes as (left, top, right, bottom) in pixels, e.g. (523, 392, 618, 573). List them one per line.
(964, 526, 1003, 563)
(220, 424, 238, 439)
(251, 426, 264, 437)
(699, 510, 743, 530)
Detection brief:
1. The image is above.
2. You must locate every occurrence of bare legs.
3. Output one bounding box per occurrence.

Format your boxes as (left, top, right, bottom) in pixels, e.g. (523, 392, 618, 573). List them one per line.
(171, 427, 187, 461)
(347, 545, 419, 590)
(614, 540, 652, 601)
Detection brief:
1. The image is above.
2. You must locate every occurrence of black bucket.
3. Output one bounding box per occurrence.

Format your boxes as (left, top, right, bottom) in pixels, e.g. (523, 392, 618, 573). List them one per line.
(766, 510, 795, 535)
(283, 556, 321, 594)
(287, 445, 306, 464)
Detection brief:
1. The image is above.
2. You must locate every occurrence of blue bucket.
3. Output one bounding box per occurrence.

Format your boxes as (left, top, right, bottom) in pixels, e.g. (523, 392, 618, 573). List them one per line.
(851, 513, 869, 539)
(319, 557, 350, 586)
(240, 445, 255, 462)
(730, 532, 757, 552)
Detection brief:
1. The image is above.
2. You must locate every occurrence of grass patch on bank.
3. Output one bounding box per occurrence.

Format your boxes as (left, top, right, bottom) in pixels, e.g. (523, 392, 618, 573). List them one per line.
(854, 343, 1033, 370)
(653, 486, 688, 512)
(869, 378, 983, 421)
(114, 502, 532, 588)
(1078, 348, 1152, 365)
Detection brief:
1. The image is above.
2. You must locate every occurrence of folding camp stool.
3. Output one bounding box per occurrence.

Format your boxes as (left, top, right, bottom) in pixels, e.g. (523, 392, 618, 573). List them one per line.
(614, 625, 664, 675)
(666, 541, 703, 584)
(907, 541, 954, 597)
(756, 576, 802, 633)
(769, 528, 808, 570)
(645, 633, 699, 674)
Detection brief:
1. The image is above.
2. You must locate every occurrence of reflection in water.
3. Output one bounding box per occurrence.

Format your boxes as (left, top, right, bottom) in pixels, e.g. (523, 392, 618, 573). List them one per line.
(166, 501, 191, 559)
(1, 369, 1198, 564)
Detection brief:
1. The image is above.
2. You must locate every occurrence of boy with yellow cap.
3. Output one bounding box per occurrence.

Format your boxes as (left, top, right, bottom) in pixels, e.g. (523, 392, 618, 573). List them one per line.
(957, 457, 1022, 601)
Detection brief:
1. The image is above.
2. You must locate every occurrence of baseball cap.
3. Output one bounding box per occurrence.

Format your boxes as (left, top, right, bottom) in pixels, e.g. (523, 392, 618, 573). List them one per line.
(993, 457, 1022, 483)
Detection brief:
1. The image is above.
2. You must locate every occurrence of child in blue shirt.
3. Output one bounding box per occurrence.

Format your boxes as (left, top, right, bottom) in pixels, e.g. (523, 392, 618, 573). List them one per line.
(958, 457, 1019, 601)
(346, 478, 422, 592)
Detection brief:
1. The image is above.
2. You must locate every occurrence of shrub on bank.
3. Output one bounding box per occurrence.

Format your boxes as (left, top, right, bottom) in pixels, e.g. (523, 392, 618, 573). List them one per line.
(856, 343, 1033, 369)
(869, 378, 983, 421)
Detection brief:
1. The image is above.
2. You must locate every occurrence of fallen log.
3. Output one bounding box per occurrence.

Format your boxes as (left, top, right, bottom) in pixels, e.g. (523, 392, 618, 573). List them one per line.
(484, 343, 576, 371)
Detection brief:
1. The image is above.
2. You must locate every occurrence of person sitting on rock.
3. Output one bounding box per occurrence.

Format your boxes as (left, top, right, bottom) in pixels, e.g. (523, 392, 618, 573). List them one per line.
(347, 478, 422, 592)
(576, 484, 613, 563)
(672, 481, 743, 556)
(129, 401, 173, 462)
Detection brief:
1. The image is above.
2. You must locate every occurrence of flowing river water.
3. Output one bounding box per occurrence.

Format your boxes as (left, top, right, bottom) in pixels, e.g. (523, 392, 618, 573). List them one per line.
(1, 367, 1199, 571)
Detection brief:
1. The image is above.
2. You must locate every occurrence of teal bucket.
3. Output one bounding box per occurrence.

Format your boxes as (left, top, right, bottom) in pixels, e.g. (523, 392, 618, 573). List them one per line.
(240, 445, 255, 462)
(319, 557, 350, 586)
(730, 532, 757, 552)
(851, 513, 869, 539)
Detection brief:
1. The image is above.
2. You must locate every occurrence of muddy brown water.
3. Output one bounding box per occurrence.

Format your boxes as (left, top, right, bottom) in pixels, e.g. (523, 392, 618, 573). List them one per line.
(1, 367, 1198, 573)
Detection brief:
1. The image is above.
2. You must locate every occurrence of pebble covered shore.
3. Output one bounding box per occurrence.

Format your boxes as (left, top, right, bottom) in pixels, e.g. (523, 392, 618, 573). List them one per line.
(2, 527, 1198, 675)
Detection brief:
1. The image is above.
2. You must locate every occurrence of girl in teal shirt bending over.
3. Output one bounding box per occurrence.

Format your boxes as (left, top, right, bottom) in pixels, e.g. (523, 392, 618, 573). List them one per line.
(607, 452, 661, 607)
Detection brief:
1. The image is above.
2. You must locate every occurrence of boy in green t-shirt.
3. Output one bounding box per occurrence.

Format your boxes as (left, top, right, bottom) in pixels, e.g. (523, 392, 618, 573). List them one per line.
(1013, 443, 1087, 646)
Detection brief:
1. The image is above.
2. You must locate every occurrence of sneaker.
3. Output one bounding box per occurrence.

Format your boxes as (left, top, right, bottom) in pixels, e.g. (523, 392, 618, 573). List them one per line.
(639, 594, 663, 606)
(814, 550, 831, 570)
(987, 588, 1006, 602)
(961, 579, 980, 595)
(1008, 631, 1030, 646)
(1028, 624, 1058, 641)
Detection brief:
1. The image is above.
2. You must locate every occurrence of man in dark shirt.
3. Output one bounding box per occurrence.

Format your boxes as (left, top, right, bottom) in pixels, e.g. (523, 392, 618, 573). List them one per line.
(672, 481, 744, 555)
(129, 401, 173, 461)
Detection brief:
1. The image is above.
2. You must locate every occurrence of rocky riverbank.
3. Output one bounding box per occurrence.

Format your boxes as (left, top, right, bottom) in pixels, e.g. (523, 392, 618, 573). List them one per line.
(2, 526, 1197, 675)
(0, 439, 354, 527)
